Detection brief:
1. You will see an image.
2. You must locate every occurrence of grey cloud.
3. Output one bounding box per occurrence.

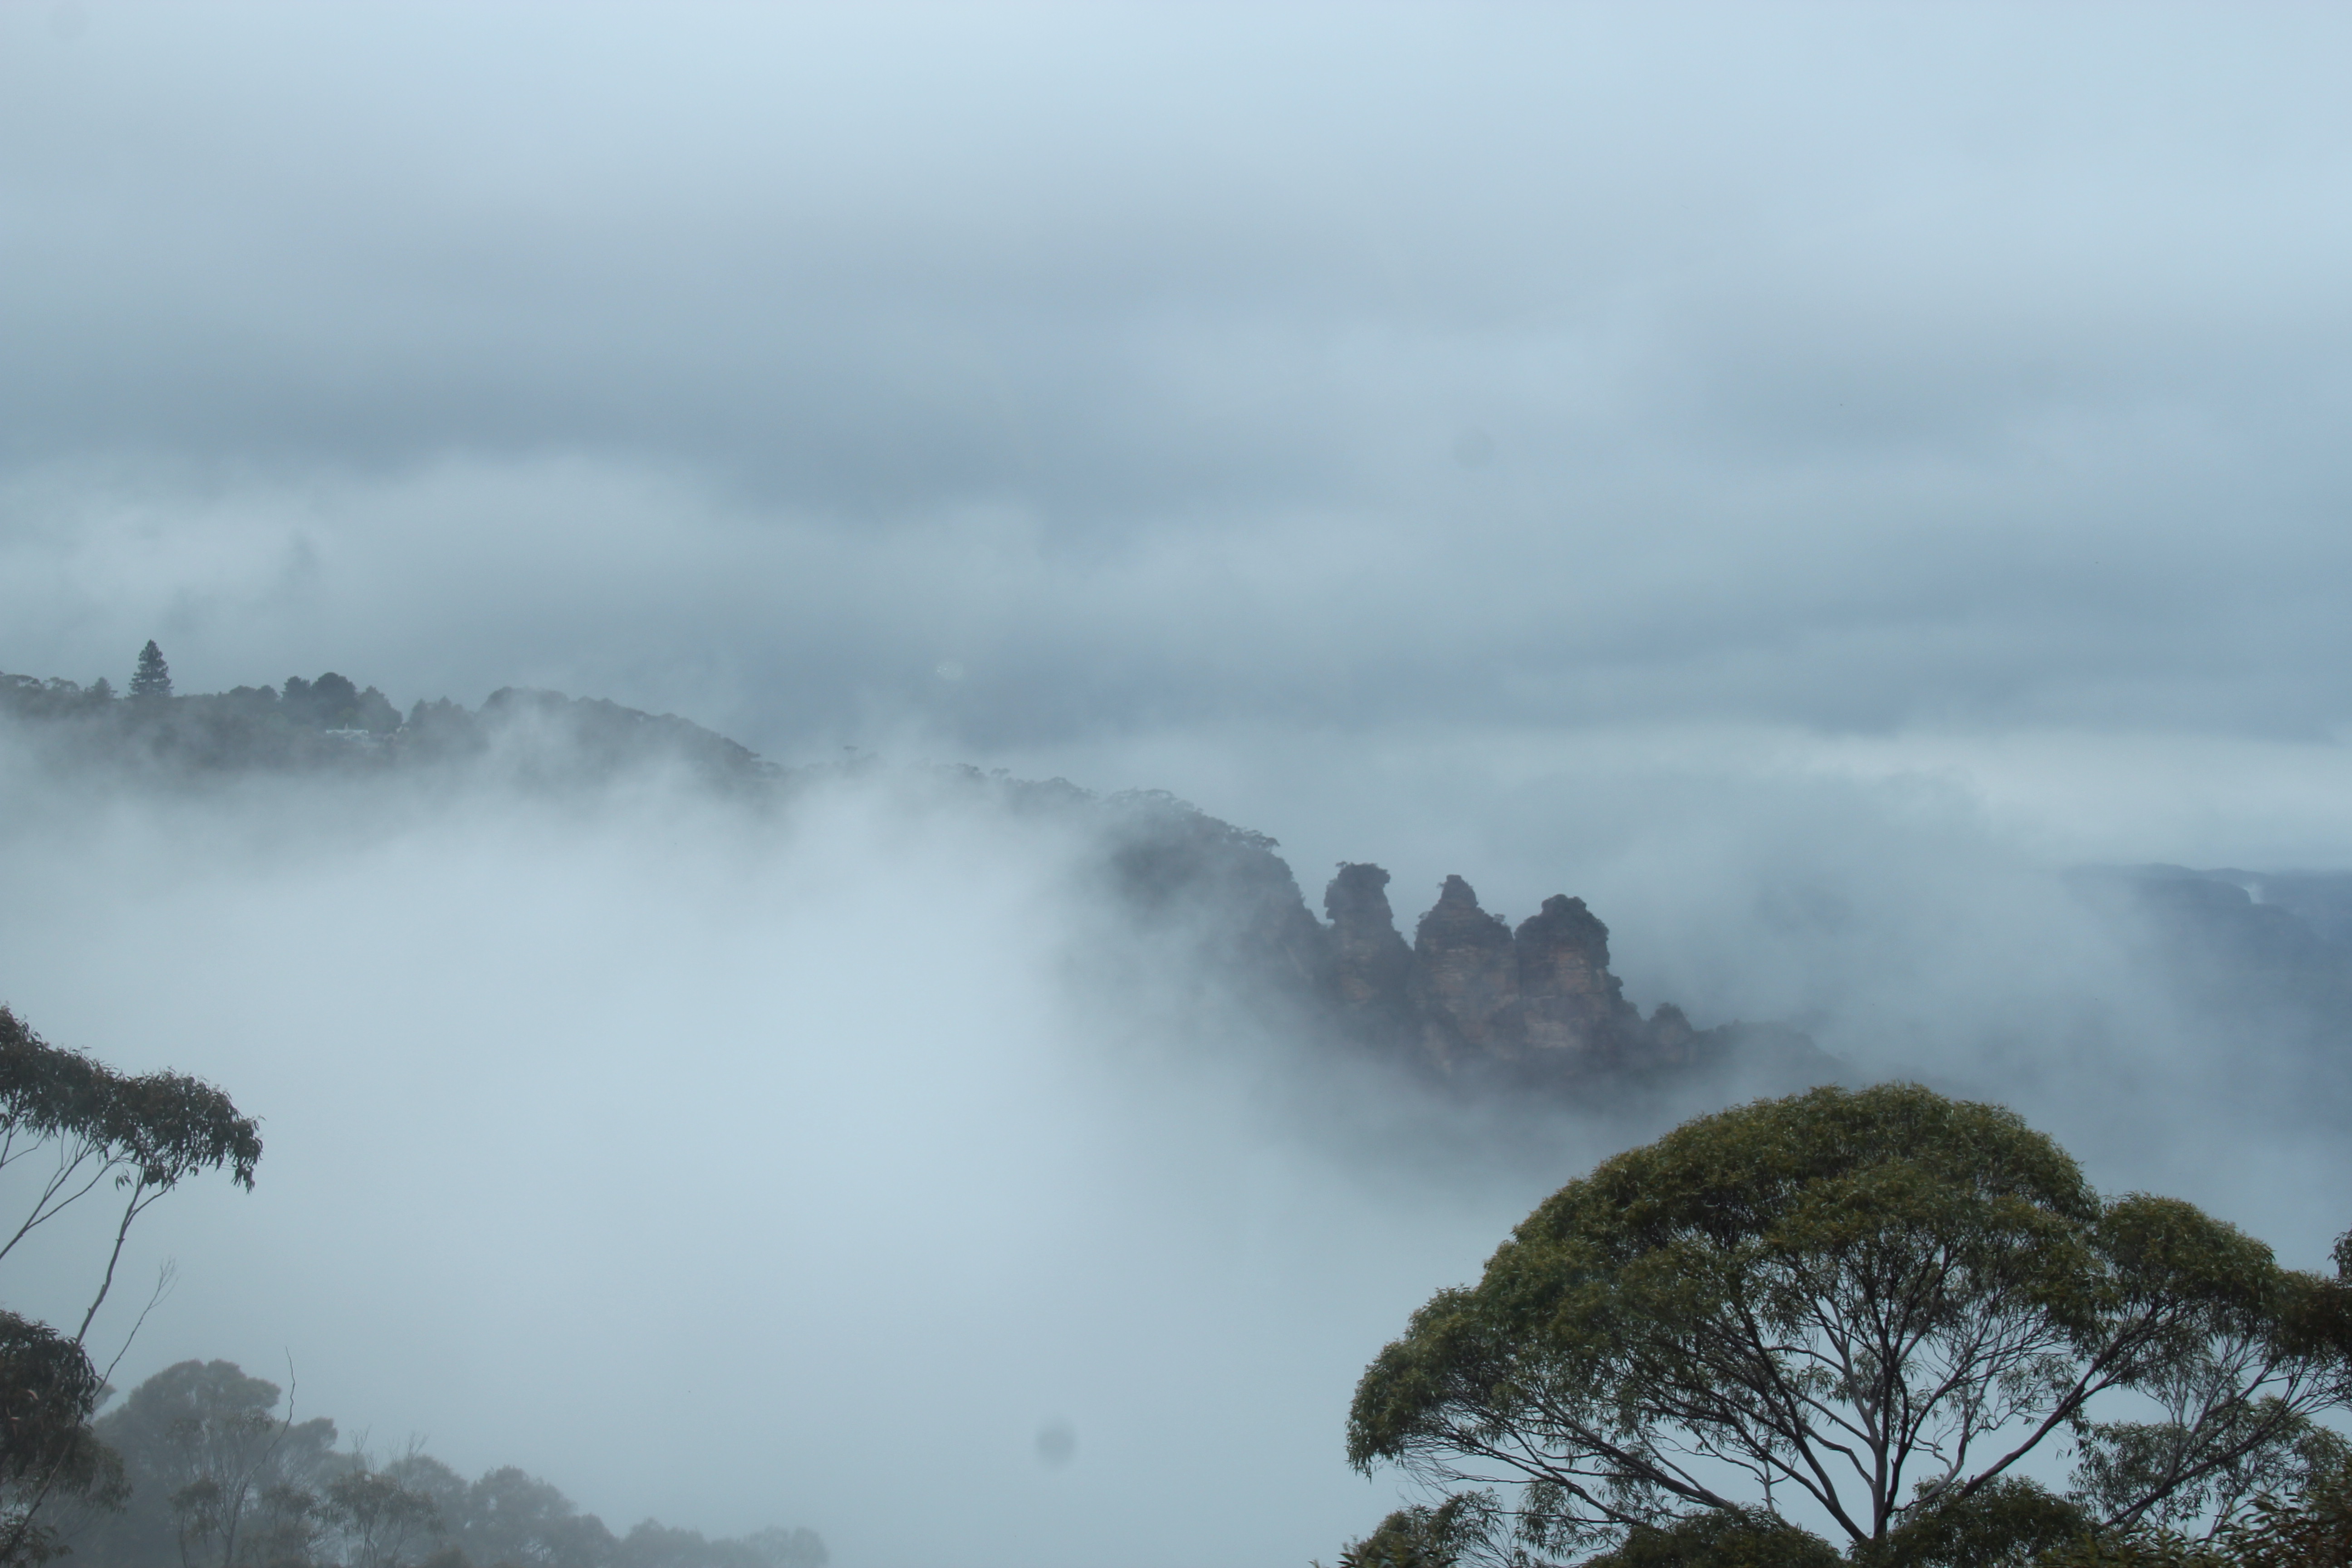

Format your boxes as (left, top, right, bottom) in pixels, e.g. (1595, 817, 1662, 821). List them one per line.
(9, 5, 2352, 754)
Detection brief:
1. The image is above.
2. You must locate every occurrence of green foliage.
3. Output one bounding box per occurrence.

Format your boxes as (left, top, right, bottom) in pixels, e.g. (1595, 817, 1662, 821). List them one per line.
(0, 1007, 262, 1196)
(320, 1470, 441, 1568)
(1337, 1495, 1490, 1568)
(2029, 1533, 2232, 1568)
(278, 677, 399, 735)
(0, 1312, 127, 1567)
(78, 1375, 832, 1568)
(1584, 1509, 1841, 1568)
(446, 1465, 606, 1568)
(2211, 1448, 2352, 1566)
(0, 675, 113, 720)
(1865, 1478, 2090, 1568)
(1347, 1084, 2352, 1565)
(85, 1359, 339, 1568)
(0, 1009, 262, 1568)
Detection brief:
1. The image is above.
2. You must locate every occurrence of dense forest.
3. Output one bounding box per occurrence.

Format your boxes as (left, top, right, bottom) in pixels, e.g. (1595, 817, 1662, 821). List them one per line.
(72, 1359, 823, 1568)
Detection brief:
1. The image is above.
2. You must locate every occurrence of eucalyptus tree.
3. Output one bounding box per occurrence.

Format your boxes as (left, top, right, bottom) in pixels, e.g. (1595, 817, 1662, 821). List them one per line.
(1347, 1084, 2352, 1565)
(0, 1005, 262, 1567)
(323, 1463, 446, 1568)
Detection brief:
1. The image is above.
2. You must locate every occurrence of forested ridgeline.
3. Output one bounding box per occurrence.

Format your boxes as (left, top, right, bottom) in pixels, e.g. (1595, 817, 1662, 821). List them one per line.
(0, 655, 769, 789)
(67, 1360, 823, 1568)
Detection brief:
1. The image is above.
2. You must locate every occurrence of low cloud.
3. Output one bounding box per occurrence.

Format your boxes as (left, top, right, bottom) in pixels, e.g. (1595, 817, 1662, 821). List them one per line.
(5, 5, 2352, 760)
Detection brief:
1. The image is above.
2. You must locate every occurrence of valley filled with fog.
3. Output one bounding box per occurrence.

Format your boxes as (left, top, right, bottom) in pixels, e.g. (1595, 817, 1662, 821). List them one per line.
(0, 743, 1576, 1566)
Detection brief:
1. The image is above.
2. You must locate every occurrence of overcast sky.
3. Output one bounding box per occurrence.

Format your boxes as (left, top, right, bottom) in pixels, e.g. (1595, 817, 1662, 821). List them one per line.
(8, 2, 2352, 867)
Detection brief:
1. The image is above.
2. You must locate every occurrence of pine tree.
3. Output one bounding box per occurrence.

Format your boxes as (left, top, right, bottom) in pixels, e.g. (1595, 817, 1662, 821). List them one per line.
(129, 641, 172, 701)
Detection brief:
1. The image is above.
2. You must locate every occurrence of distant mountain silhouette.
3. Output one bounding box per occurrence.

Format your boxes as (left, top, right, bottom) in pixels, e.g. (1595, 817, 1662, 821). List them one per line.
(0, 669, 773, 788)
(2069, 863, 2352, 1112)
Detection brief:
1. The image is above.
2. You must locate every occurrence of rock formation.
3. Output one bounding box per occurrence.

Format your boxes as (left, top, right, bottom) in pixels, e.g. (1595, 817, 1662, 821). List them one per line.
(1092, 792, 1811, 1094)
(1409, 875, 1519, 1066)
(1515, 894, 1635, 1059)
(1324, 863, 1412, 1046)
(1320, 867, 1715, 1084)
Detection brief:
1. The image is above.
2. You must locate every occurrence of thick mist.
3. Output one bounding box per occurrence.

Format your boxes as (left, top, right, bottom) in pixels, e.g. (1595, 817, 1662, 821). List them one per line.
(9, 5, 2352, 759)
(0, 755, 1612, 1568)
(5, 726, 2347, 1568)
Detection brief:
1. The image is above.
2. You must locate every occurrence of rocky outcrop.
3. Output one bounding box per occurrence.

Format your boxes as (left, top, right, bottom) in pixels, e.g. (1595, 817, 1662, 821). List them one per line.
(1515, 894, 1636, 1062)
(1409, 875, 1518, 1066)
(1325, 864, 1412, 1046)
(1321, 869, 1708, 1083)
(1098, 798, 1806, 1092)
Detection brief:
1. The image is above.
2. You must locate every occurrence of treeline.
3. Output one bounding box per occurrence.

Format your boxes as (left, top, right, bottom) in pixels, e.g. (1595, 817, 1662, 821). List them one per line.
(71, 1360, 823, 1568)
(0, 657, 408, 774)
(1337, 1084, 2352, 1568)
(3, 643, 397, 733)
(0, 644, 769, 788)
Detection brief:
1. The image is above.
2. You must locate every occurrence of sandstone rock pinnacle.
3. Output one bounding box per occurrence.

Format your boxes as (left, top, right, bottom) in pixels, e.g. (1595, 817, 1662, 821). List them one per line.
(1410, 875, 1519, 1067)
(1325, 863, 1412, 1042)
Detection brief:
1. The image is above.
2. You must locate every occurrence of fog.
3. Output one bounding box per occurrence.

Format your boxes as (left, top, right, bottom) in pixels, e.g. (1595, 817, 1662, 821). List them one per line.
(0, 763, 1565, 1564)
(6, 4, 2352, 1564)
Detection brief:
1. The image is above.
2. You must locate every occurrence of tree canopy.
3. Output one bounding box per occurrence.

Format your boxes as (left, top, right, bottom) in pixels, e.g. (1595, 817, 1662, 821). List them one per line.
(129, 644, 172, 703)
(1346, 1083, 2352, 1565)
(0, 1007, 263, 1568)
(76, 1362, 829, 1568)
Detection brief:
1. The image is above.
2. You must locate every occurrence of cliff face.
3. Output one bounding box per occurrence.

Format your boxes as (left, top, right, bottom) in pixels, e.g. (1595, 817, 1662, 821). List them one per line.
(1409, 875, 1518, 1066)
(1515, 892, 1637, 1060)
(1324, 863, 1413, 1045)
